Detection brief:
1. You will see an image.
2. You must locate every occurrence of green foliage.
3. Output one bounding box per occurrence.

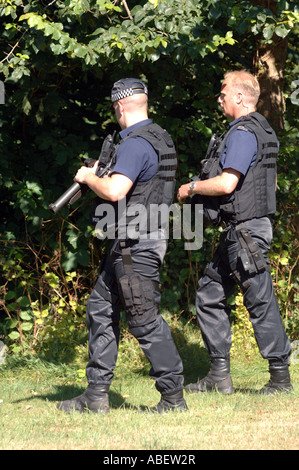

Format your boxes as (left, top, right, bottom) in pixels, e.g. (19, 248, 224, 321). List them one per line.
(230, 293, 258, 359)
(0, 235, 94, 356)
(0, 0, 298, 357)
(271, 128, 299, 336)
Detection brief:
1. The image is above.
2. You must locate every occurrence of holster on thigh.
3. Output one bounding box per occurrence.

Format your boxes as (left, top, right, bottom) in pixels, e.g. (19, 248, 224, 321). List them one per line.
(117, 241, 160, 328)
(233, 225, 271, 290)
(118, 272, 160, 327)
(236, 225, 269, 274)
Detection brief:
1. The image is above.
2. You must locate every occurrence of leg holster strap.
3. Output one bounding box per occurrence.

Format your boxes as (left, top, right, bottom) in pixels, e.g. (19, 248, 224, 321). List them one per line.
(119, 241, 134, 275)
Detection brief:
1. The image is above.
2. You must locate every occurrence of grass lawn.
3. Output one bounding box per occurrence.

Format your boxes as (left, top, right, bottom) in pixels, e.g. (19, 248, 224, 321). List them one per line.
(0, 344, 298, 451)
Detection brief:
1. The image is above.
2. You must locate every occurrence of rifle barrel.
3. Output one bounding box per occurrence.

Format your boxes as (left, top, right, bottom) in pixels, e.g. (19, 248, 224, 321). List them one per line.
(49, 182, 82, 214)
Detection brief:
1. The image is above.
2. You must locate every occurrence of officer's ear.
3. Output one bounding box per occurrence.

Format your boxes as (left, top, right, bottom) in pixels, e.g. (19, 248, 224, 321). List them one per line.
(236, 92, 242, 105)
(117, 100, 126, 115)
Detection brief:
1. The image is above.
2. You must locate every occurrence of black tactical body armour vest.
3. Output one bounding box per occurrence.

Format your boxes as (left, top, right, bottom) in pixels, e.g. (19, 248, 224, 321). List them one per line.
(122, 122, 177, 234)
(199, 112, 278, 225)
(92, 122, 177, 238)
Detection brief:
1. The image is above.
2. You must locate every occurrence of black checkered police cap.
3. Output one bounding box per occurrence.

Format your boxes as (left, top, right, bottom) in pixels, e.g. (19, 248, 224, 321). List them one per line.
(111, 78, 148, 103)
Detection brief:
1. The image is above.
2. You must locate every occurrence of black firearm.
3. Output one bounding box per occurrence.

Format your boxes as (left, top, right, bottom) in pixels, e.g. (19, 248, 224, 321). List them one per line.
(49, 131, 116, 214)
(187, 132, 223, 226)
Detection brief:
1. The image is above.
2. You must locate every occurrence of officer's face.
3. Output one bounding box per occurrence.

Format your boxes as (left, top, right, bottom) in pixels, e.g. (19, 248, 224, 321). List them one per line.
(113, 101, 126, 129)
(218, 78, 239, 120)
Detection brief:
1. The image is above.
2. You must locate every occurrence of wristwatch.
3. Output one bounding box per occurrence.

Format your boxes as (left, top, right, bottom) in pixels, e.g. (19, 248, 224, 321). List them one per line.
(189, 181, 196, 195)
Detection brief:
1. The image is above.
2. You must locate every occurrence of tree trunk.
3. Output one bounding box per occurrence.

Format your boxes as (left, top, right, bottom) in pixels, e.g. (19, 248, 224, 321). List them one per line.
(253, 37, 288, 133)
(250, 0, 288, 133)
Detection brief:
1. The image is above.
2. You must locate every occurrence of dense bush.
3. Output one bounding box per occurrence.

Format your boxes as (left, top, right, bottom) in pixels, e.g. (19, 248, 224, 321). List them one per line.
(0, 0, 298, 356)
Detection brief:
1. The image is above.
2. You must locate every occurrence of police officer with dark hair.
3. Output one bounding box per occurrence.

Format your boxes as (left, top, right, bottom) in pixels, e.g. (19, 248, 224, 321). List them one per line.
(178, 70, 292, 395)
(57, 78, 187, 414)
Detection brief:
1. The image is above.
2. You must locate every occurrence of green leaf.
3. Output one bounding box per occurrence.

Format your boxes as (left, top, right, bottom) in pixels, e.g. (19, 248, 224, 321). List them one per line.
(17, 296, 30, 308)
(19, 310, 32, 321)
(7, 319, 18, 329)
(44, 272, 59, 288)
(22, 95, 32, 115)
(5, 291, 16, 301)
(20, 322, 33, 331)
(263, 24, 275, 40)
(134, 8, 146, 23)
(8, 331, 20, 340)
(275, 24, 289, 38)
(209, 6, 222, 20)
(73, 44, 88, 58)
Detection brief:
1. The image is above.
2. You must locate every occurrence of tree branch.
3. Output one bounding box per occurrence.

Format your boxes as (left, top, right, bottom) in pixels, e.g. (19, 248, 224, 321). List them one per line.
(1, 28, 28, 63)
(121, 0, 133, 20)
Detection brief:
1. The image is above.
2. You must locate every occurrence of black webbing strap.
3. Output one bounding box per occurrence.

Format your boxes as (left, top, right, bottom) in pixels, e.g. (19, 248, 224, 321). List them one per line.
(119, 241, 143, 314)
(119, 241, 134, 274)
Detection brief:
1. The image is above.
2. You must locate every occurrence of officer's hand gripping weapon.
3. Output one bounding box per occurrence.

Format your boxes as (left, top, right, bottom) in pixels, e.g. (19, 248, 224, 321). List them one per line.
(49, 132, 116, 214)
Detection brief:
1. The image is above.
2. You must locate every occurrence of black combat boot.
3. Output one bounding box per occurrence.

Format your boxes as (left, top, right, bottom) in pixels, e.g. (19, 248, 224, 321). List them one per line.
(185, 358, 234, 395)
(56, 384, 110, 414)
(147, 389, 188, 414)
(259, 364, 292, 394)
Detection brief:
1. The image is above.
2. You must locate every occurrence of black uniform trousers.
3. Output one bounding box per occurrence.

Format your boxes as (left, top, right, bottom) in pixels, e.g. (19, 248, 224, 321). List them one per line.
(196, 217, 291, 365)
(85, 238, 184, 394)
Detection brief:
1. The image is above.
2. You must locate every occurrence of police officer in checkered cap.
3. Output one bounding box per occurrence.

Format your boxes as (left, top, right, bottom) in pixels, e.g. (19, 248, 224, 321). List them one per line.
(57, 78, 187, 415)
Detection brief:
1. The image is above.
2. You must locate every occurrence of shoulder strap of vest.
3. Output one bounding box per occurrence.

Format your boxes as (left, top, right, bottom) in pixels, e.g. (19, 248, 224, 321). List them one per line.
(215, 112, 275, 158)
(245, 112, 274, 134)
(124, 122, 175, 152)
